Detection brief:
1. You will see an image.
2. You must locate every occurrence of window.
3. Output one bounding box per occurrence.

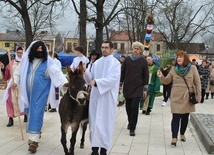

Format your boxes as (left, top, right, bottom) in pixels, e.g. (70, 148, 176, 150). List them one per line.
(157, 44, 160, 51)
(5, 43, 10, 47)
(67, 42, 72, 52)
(113, 43, 117, 49)
(46, 44, 50, 50)
(120, 43, 125, 52)
(73, 43, 77, 49)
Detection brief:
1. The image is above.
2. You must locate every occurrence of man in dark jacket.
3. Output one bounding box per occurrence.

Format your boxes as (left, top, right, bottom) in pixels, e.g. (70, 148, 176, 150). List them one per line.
(120, 41, 149, 136)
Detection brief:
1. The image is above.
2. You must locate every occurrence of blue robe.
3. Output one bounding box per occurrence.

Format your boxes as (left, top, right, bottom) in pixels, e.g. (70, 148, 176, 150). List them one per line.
(25, 60, 51, 133)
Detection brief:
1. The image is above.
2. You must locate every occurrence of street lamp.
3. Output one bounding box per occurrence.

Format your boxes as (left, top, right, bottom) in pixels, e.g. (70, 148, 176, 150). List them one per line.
(206, 46, 209, 61)
(86, 36, 90, 57)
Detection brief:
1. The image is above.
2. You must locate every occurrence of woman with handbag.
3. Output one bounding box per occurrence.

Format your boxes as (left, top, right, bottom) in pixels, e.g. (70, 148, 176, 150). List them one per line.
(157, 51, 201, 146)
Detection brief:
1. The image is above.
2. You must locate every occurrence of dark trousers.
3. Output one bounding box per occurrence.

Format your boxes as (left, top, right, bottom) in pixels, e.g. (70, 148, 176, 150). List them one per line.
(125, 97, 141, 131)
(201, 89, 206, 103)
(163, 84, 172, 102)
(171, 113, 190, 138)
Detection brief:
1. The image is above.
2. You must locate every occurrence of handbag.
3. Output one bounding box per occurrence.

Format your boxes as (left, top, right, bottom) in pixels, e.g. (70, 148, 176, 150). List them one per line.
(182, 77, 197, 104)
(210, 80, 214, 85)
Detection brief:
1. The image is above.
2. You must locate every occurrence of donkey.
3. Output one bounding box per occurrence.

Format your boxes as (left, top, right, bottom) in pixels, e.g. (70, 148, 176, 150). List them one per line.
(59, 62, 89, 155)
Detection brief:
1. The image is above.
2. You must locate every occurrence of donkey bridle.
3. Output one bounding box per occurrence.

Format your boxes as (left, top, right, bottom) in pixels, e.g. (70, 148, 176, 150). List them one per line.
(69, 89, 89, 105)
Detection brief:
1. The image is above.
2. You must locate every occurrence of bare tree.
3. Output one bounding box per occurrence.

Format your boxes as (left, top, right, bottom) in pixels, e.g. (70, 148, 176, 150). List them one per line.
(71, 0, 122, 51)
(0, 0, 66, 48)
(108, 0, 159, 47)
(155, 0, 214, 49)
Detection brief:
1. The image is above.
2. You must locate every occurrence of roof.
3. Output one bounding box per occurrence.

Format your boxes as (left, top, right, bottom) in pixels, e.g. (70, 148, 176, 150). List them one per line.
(110, 30, 130, 41)
(152, 31, 165, 42)
(0, 33, 4, 39)
(110, 30, 166, 42)
(0, 30, 25, 41)
(34, 31, 58, 40)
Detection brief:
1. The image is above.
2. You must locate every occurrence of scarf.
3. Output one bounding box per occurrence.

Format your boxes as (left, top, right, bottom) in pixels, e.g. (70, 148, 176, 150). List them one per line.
(130, 55, 142, 60)
(174, 62, 191, 77)
(15, 54, 22, 62)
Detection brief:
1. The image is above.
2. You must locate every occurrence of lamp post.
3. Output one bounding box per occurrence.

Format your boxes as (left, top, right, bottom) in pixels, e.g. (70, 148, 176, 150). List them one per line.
(206, 46, 209, 61)
(86, 36, 90, 57)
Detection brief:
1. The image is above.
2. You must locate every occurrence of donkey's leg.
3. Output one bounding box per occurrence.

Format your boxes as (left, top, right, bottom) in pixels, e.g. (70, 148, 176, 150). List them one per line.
(60, 124, 69, 155)
(80, 121, 88, 149)
(69, 124, 80, 155)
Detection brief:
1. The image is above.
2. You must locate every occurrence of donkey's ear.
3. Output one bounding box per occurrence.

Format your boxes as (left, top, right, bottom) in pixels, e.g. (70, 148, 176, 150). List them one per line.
(66, 63, 71, 73)
(78, 61, 84, 73)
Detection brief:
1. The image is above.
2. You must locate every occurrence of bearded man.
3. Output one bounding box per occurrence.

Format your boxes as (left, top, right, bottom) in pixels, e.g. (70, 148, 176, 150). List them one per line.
(13, 41, 67, 153)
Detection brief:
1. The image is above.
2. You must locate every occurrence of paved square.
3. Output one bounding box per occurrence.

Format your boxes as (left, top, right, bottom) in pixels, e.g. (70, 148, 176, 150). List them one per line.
(0, 89, 212, 155)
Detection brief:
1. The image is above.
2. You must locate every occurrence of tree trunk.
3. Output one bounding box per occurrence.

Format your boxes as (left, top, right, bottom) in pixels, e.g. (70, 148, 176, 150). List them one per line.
(22, 10, 33, 48)
(94, 1, 104, 52)
(79, 0, 87, 55)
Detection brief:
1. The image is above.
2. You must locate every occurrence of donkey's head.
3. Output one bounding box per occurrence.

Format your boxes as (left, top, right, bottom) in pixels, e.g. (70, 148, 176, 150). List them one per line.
(66, 61, 88, 105)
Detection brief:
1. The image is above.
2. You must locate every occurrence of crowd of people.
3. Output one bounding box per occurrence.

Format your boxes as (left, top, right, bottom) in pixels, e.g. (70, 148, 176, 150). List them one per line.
(0, 39, 214, 154)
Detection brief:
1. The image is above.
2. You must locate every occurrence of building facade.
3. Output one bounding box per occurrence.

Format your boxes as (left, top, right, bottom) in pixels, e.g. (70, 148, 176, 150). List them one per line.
(0, 30, 63, 52)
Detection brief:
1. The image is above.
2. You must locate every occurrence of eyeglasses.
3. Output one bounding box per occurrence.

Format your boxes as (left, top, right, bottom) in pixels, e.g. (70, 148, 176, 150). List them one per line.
(17, 52, 23, 54)
(101, 46, 110, 49)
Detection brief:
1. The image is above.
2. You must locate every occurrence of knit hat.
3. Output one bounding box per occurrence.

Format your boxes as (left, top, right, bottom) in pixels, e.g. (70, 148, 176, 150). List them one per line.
(132, 41, 144, 50)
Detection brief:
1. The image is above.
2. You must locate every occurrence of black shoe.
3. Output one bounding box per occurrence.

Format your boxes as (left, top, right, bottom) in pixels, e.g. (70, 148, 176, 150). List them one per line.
(146, 111, 150, 115)
(100, 148, 107, 155)
(7, 117, 14, 127)
(142, 110, 146, 114)
(91, 151, 99, 155)
(91, 147, 99, 155)
(127, 124, 130, 130)
(49, 108, 57, 112)
(205, 97, 208, 99)
(171, 142, 176, 146)
(24, 115, 27, 122)
(171, 138, 177, 146)
(130, 130, 135, 136)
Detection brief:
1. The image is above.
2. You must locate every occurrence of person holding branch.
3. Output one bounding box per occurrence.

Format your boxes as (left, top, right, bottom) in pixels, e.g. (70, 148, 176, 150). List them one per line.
(157, 51, 201, 146)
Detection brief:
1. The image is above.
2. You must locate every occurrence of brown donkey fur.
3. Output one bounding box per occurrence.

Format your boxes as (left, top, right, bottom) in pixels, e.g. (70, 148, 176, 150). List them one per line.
(59, 62, 89, 155)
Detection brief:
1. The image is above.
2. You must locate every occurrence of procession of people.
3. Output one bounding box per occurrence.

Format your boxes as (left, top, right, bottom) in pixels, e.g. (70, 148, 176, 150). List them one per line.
(0, 39, 213, 155)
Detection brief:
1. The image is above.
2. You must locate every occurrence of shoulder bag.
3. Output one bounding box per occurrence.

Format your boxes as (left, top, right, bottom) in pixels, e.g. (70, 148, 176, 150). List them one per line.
(210, 80, 214, 85)
(182, 77, 197, 104)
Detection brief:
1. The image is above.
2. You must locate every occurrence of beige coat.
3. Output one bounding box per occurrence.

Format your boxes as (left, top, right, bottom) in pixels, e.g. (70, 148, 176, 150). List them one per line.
(160, 65, 201, 114)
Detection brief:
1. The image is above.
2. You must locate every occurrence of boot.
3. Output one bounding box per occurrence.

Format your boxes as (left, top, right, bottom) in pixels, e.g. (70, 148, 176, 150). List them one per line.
(7, 117, 14, 127)
(205, 93, 209, 99)
(24, 115, 27, 122)
(100, 147, 107, 155)
(91, 147, 99, 155)
(28, 141, 38, 153)
(211, 93, 214, 99)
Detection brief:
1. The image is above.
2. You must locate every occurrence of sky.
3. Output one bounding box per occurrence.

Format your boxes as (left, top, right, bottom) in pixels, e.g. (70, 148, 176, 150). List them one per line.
(0, 3, 96, 38)
(0, 1, 212, 43)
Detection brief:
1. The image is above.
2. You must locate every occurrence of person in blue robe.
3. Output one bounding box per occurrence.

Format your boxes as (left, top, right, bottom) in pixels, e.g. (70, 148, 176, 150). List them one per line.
(13, 41, 68, 153)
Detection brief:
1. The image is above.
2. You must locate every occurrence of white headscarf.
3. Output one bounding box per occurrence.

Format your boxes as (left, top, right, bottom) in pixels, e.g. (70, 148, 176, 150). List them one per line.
(15, 53, 22, 62)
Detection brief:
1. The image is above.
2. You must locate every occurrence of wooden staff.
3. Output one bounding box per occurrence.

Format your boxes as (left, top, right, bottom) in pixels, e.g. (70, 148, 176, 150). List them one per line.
(52, 38, 55, 58)
(7, 50, 24, 140)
